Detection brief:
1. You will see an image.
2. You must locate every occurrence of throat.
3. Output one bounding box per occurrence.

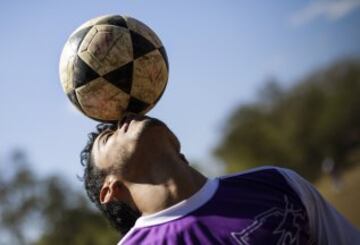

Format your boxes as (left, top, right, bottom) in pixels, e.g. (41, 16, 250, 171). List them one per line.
(132, 173, 206, 216)
(143, 183, 178, 215)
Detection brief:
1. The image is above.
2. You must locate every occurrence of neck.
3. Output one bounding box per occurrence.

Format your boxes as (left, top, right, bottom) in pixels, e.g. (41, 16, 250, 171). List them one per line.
(125, 158, 207, 216)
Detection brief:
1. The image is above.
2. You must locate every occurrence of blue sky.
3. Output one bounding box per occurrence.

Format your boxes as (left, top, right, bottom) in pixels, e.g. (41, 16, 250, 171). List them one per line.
(0, 0, 359, 184)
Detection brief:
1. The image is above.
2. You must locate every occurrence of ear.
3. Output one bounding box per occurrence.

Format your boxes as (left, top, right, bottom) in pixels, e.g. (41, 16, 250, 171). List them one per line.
(99, 177, 122, 204)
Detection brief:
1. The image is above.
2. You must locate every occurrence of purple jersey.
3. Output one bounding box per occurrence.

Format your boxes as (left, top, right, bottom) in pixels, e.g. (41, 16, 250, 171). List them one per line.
(119, 168, 313, 244)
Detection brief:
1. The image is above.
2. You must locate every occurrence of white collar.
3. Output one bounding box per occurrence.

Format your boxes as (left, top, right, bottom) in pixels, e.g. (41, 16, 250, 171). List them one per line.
(134, 178, 219, 228)
(118, 178, 219, 244)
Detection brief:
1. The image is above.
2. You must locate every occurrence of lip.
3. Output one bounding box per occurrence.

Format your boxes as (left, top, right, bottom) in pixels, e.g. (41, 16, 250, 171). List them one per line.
(124, 118, 132, 132)
(119, 113, 139, 133)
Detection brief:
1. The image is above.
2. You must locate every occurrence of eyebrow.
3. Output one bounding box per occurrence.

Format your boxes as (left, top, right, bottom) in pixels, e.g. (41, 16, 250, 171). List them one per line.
(95, 131, 109, 151)
(99, 130, 111, 143)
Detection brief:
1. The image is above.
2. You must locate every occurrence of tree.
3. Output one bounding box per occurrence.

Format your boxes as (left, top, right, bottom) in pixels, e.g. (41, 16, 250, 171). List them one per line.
(0, 150, 120, 245)
(214, 58, 360, 181)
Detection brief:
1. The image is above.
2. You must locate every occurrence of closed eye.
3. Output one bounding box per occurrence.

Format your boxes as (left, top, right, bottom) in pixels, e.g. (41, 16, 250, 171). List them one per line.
(101, 130, 114, 144)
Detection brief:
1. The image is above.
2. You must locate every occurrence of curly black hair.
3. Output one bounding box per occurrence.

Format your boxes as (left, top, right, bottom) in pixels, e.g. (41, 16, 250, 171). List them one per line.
(80, 123, 140, 235)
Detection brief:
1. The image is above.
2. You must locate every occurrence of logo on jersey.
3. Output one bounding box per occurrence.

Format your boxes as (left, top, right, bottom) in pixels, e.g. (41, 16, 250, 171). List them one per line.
(231, 195, 309, 245)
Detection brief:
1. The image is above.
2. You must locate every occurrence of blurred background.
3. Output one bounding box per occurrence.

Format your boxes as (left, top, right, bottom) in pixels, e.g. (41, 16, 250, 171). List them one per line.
(0, 0, 359, 244)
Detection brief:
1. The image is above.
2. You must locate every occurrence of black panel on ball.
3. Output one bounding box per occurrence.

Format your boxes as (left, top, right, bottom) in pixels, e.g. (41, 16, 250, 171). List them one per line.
(152, 82, 167, 106)
(158, 46, 169, 71)
(68, 26, 93, 52)
(127, 97, 150, 113)
(73, 56, 100, 88)
(130, 30, 156, 59)
(67, 90, 85, 113)
(96, 15, 127, 28)
(97, 15, 128, 29)
(103, 62, 133, 94)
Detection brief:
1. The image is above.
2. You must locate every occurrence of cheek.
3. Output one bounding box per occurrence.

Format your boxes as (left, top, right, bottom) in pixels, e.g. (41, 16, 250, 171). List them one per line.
(127, 123, 146, 140)
(108, 138, 138, 165)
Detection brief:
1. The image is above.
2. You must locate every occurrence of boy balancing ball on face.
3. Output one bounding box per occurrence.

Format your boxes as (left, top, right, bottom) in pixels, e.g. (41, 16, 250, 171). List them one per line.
(59, 14, 360, 245)
(80, 113, 360, 245)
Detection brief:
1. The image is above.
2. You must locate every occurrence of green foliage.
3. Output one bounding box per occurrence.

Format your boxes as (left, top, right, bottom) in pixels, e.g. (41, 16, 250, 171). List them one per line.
(316, 165, 360, 228)
(215, 58, 360, 181)
(0, 150, 120, 245)
(35, 208, 119, 245)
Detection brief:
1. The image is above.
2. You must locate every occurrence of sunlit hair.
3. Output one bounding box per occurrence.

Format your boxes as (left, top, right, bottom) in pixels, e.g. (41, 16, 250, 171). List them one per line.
(80, 123, 140, 235)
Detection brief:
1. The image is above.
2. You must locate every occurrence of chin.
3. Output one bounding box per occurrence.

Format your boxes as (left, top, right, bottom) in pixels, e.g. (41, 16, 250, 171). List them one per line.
(145, 117, 166, 127)
(136, 117, 168, 137)
(129, 116, 165, 136)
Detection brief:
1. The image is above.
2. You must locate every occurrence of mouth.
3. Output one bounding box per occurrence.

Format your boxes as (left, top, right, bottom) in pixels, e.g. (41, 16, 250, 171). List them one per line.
(118, 113, 147, 133)
(119, 114, 133, 133)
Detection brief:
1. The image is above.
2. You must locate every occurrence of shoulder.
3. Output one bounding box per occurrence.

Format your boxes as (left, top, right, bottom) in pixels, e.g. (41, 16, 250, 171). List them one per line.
(219, 166, 310, 190)
(215, 166, 308, 216)
(219, 166, 296, 189)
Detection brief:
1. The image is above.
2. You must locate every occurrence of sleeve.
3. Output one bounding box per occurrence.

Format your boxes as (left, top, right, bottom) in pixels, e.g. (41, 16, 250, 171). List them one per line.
(277, 168, 360, 245)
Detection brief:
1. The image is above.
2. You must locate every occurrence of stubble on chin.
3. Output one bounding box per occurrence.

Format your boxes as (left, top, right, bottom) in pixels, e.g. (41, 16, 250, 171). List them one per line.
(135, 117, 167, 136)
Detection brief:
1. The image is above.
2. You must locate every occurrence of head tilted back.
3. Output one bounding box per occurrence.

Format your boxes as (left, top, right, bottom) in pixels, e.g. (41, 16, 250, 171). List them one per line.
(80, 123, 139, 234)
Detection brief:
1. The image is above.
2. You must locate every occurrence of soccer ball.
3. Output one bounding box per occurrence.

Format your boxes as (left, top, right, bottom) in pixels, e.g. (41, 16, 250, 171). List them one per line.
(59, 15, 169, 122)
